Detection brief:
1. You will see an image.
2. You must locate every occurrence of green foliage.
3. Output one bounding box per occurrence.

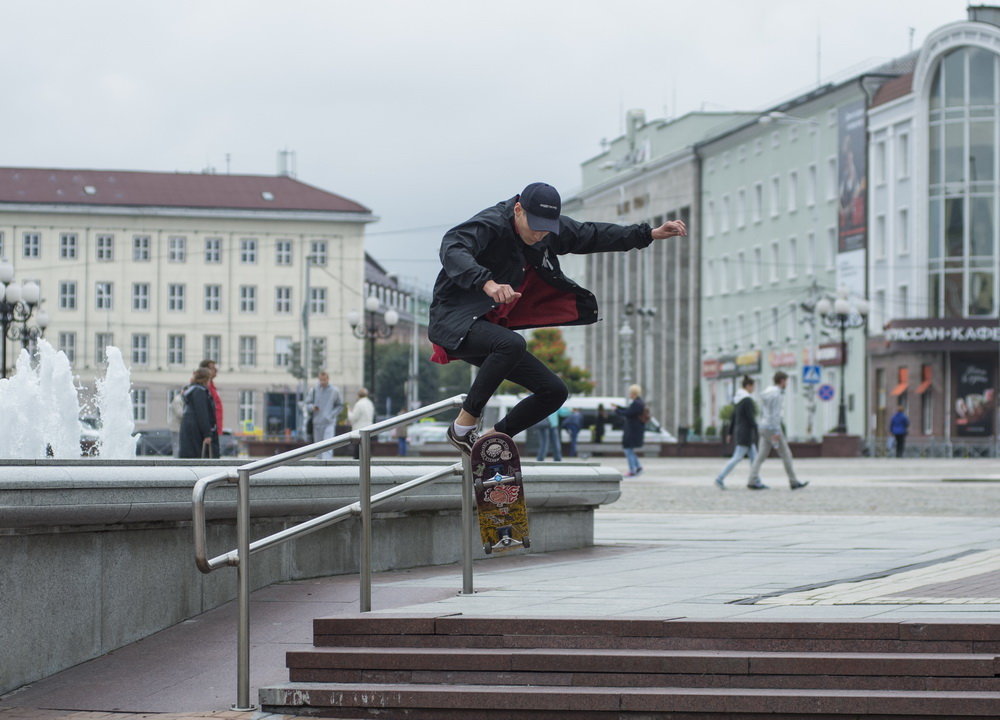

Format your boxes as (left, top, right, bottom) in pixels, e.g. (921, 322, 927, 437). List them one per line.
(498, 328, 594, 395)
(719, 403, 735, 424)
(705, 424, 718, 436)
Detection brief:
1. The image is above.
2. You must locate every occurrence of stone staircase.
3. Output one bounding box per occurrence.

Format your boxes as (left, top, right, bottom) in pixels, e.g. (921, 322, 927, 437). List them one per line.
(259, 615, 1000, 718)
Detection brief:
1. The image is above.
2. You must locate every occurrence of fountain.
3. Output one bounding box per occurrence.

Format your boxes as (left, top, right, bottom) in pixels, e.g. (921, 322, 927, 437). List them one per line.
(0, 339, 138, 458)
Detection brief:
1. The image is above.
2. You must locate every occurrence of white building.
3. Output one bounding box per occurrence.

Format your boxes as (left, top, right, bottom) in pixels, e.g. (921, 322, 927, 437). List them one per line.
(0, 167, 375, 435)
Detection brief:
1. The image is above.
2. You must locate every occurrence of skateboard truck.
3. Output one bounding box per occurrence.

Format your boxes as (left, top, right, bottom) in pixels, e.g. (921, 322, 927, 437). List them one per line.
(484, 526, 530, 554)
(475, 470, 522, 494)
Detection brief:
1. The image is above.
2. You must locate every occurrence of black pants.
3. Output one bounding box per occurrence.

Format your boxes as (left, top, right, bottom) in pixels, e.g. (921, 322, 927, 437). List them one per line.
(894, 433, 906, 458)
(448, 320, 567, 438)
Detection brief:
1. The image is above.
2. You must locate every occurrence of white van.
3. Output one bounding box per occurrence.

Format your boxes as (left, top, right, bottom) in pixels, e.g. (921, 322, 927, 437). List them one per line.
(482, 394, 676, 444)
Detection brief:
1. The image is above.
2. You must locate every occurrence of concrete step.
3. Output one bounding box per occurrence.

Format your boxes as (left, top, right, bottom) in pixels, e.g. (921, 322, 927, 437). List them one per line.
(259, 681, 1000, 718)
(285, 647, 1000, 691)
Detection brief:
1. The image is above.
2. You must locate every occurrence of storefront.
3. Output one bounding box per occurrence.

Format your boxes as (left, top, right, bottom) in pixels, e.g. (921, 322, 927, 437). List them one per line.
(869, 319, 999, 451)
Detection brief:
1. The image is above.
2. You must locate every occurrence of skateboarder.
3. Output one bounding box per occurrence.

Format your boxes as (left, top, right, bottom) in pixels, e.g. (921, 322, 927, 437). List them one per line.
(429, 181, 687, 455)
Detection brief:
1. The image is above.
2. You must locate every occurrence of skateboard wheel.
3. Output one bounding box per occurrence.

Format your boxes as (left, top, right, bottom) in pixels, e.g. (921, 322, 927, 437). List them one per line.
(522, 537, 531, 549)
(474, 478, 484, 494)
(483, 543, 492, 555)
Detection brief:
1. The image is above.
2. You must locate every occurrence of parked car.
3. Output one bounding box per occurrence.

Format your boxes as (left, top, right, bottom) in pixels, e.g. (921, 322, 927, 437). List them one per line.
(407, 422, 450, 445)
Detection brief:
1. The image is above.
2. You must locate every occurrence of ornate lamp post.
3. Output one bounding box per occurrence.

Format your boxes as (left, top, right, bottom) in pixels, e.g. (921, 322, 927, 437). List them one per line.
(815, 289, 869, 434)
(347, 295, 399, 402)
(618, 320, 635, 393)
(0, 261, 48, 378)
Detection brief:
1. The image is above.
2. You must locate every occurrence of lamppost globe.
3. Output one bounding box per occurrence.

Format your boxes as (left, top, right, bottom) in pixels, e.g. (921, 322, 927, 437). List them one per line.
(5, 283, 22, 304)
(384, 309, 399, 327)
(834, 297, 851, 315)
(365, 295, 380, 313)
(36, 310, 50, 329)
(0, 261, 13, 284)
(815, 297, 833, 316)
(347, 310, 361, 328)
(21, 281, 40, 305)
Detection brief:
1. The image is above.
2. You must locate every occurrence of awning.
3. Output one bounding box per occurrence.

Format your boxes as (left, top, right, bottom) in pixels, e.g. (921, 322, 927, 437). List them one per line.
(890, 367, 910, 396)
(916, 366, 933, 394)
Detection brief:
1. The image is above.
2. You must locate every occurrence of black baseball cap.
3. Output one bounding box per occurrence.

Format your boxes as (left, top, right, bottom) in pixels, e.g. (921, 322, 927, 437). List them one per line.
(519, 182, 561, 234)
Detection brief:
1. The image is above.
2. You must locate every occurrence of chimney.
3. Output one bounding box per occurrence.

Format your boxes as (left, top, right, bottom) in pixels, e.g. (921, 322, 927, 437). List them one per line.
(968, 5, 1000, 27)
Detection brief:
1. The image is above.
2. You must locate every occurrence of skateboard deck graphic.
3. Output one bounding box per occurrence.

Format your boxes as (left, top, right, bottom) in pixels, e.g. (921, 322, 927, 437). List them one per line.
(470, 432, 529, 554)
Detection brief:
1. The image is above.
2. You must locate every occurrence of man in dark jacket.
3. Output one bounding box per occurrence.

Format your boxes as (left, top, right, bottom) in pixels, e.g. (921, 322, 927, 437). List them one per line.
(714, 375, 760, 490)
(429, 182, 686, 454)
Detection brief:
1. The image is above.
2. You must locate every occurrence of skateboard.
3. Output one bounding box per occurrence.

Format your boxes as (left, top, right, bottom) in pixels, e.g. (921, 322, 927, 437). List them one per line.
(470, 432, 529, 554)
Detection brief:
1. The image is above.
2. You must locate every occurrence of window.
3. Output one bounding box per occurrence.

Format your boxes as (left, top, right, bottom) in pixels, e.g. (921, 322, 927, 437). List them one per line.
(719, 255, 729, 294)
(769, 307, 779, 344)
(874, 140, 887, 185)
(95, 332, 114, 364)
(238, 390, 256, 426)
(807, 232, 817, 275)
(753, 310, 763, 347)
(897, 133, 910, 177)
(720, 195, 731, 233)
(705, 319, 715, 350)
(205, 237, 222, 263)
(752, 183, 763, 222)
(168, 236, 186, 262)
(239, 285, 257, 313)
(721, 317, 730, 349)
(310, 240, 328, 265)
(704, 259, 714, 296)
(875, 214, 887, 259)
(787, 171, 798, 213)
(309, 287, 327, 314)
(276, 239, 293, 266)
(787, 237, 797, 278)
(58, 331, 76, 364)
(736, 250, 746, 290)
(899, 285, 909, 318)
(132, 282, 150, 311)
(827, 227, 837, 270)
(60, 233, 78, 259)
(275, 336, 292, 367)
(752, 247, 762, 287)
(771, 130, 780, 148)
(131, 334, 149, 365)
(131, 389, 148, 423)
(806, 163, 817, 206)
(133, 235, 151, 261)
(240, 238, 257, 264)
(0, 231, 5, 258)
(786, 303, 797, 342)
(167, 334, 185, 365)
(58, 281, 77, 310)
(705, 200, 715, 237)
(22, 232, 40, 258)
(897, 208, 910, 254)
(875, 289, 887, 326)
(826, 157, 837, 200)
(769, 242, 780, 282)
(275, 286, 292, 314)
(168, 283, 186, 311)
(203, 335, 221, 363)
(95, 282, 113, 310)
(736, 188, 747, 228)
(96, 234, 114, 261)
(769, 176, 781, 217)
(204, 284, 221, 312)
(239, 335, 257, 366)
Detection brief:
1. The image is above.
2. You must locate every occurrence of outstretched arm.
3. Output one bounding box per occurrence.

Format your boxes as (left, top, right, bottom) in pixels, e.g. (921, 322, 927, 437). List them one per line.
(651, 219, 687, 240)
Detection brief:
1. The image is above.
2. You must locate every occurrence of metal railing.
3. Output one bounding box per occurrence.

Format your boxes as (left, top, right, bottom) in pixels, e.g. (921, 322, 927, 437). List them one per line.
(192, 394, 471, 711)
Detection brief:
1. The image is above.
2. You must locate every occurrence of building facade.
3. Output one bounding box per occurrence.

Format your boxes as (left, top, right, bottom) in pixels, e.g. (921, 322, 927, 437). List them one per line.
(0, 168, 375, 435)
(866, 7, 1000, 453)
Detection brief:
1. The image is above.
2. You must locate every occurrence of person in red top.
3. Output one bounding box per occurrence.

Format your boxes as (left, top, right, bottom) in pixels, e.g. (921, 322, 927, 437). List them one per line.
(199, 359, 223, 458)
(428, 182, 686, 454)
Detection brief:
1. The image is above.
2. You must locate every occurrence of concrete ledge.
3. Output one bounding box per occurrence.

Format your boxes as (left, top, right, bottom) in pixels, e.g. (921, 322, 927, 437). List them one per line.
(0, 458, 620, 696)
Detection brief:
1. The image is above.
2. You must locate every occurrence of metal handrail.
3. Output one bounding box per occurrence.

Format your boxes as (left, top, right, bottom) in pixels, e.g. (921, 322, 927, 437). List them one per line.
(190, 393, 470, 711)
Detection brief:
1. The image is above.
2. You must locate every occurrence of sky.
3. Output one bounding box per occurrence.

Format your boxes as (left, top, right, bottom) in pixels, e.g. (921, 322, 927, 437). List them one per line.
(0, 0, 972, 288)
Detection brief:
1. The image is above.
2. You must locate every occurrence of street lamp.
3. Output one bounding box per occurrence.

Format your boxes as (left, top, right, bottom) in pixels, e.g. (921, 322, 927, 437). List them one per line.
(348, 294, 399, 402)
(0, 261, 48, 378)
(618, 320, 635, 392)
(816, 289, 869, 434)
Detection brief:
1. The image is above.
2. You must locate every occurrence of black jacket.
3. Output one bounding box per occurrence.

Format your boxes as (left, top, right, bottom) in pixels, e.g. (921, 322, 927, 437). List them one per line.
(731, 392, 759, 448)
(616, 397, 646, 449)
(179, 383, 217, 458)
(429, 196, 653, 351)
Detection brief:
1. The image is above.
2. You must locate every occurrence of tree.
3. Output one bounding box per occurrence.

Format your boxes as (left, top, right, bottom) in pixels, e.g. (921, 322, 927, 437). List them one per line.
(498, 328, 595, 395)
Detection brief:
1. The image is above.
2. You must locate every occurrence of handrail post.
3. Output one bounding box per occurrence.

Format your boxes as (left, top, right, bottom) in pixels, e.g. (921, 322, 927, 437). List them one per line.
(359, 429, 373, 612)
(461, 454, 474, 594)
(233, 467, 254, 711)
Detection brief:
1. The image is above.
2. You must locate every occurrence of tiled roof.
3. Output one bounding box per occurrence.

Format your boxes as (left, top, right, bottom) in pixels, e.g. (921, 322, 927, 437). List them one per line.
(871, 72, 914, 108)
(0, 167, 371, 214)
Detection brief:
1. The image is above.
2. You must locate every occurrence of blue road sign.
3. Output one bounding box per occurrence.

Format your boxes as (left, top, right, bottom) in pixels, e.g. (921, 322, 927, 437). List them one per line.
(818, 383, 835, 401)
(802, 365, 822, 384)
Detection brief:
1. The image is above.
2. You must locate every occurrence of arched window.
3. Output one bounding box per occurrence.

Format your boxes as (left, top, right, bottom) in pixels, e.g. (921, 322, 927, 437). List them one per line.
(928, 46, 998, 317)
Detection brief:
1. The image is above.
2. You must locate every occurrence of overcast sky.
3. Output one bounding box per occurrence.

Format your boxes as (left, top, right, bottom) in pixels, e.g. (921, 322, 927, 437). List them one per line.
(0, 0, 971, 288)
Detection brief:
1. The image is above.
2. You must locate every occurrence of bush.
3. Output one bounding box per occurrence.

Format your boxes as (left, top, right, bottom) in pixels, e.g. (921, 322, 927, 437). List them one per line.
(705, 425, 718, 437)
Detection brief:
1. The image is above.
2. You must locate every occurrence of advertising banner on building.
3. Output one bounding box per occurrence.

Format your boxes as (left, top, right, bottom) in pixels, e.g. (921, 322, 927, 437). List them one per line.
(953, 357, 996, 438)
(837, 99, 867, 253)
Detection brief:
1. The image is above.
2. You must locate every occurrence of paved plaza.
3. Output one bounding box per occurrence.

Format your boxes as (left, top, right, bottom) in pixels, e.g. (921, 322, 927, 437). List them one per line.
(2, 457, 999, 720)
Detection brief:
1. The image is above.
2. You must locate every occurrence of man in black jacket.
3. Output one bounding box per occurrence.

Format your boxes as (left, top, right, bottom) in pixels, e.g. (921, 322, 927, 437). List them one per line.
(429, 182, 686, 454)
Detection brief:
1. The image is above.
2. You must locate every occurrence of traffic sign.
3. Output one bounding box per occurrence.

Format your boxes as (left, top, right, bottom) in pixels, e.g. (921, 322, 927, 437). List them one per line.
(802, 365, 822, 384)
(818, 384, 835, 401)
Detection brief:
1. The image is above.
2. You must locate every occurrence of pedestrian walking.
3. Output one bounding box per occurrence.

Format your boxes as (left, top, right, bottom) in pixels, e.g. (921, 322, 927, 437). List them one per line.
(615, 385, 646, 477)
(593, 404, 607, 444)
(308, 371, 344, 459)
(562, 407, 583, 457)
(714, 375, 761, 490)
(745, 371, 808, 490)
(178, 368, 217, 459)
(536, 410, 563, 462)
(199, 359, 223, 458)
(890, 405, 910, 458)
(427, 181, 687, 456)
(349, 388, 376, 459)
(167, 388, 185, 457)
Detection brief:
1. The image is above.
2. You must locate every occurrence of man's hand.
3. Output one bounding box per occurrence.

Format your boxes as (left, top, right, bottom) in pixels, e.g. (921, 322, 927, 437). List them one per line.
(651, 219, 687, 240)
(483, 279, 522, 304)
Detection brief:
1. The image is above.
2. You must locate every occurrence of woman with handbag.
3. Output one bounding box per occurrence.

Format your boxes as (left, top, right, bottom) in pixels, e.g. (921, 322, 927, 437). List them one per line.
(179, 367, 217, 459)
